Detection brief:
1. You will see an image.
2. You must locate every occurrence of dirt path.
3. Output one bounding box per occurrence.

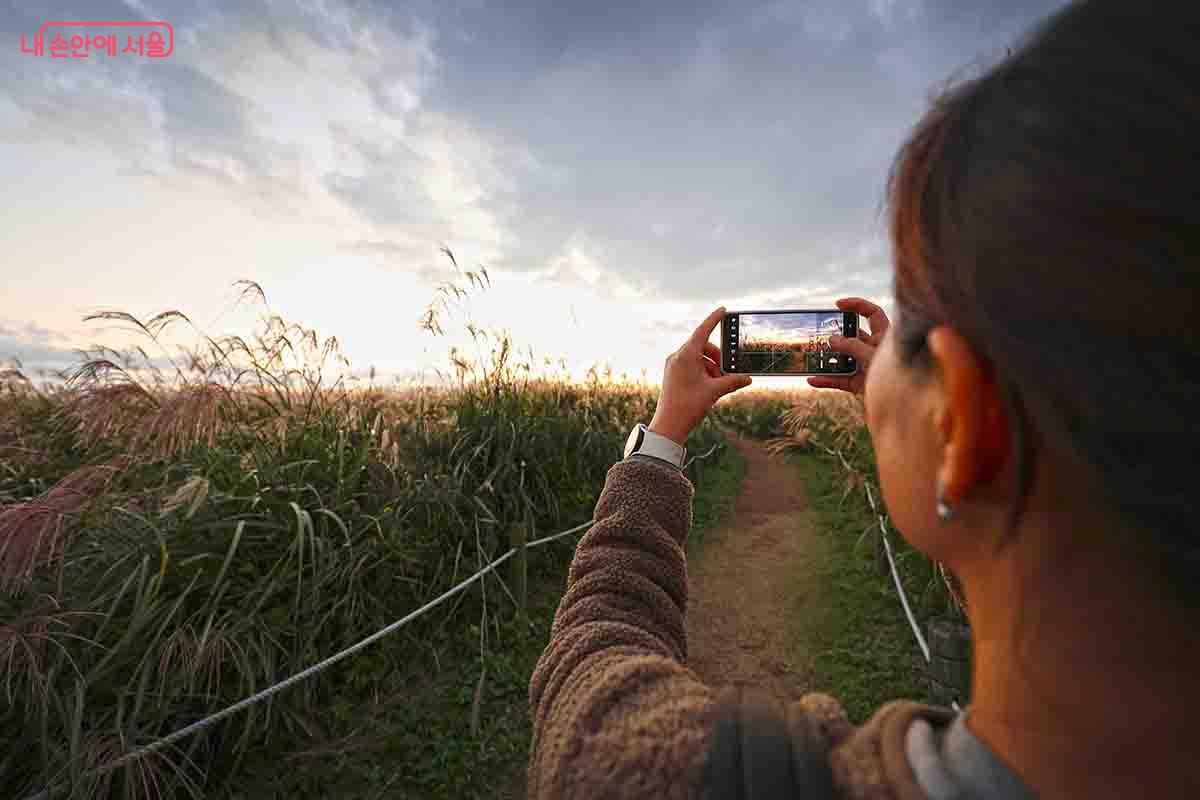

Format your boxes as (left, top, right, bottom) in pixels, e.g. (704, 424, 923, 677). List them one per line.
(506, 430, 822, 799)
(685, 428, 823, 702)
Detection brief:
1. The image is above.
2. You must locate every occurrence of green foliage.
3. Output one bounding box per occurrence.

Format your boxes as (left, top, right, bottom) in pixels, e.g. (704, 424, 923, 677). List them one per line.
(788, 449, 938, 723)
(0, 274, 738, 799)
(686, 438, 746, 547)
(711, 393, 794, 439)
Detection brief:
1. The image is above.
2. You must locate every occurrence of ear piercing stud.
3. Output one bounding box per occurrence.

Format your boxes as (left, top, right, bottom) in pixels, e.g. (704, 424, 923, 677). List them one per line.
(936, 485, 956, 522)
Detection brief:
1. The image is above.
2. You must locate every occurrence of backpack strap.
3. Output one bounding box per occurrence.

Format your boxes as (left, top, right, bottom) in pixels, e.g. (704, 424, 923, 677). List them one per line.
(704, 684, 841, 800)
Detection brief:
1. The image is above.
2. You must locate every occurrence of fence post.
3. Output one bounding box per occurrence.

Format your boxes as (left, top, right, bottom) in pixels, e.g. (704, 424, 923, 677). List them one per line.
(927, 618, 972, 707)
(510, 517, 528, 630)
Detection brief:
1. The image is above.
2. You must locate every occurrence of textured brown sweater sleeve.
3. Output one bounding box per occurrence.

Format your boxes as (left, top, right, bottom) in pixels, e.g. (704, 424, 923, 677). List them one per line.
(527, 455, 718, 800)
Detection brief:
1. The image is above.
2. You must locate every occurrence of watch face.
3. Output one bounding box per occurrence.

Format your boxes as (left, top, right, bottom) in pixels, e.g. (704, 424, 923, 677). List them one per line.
(624, 425, 643, 458)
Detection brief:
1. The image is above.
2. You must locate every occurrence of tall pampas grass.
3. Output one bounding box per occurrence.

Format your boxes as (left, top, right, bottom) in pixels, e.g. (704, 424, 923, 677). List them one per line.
(0, 461, 124, 590)
(0, 264, 734, 799)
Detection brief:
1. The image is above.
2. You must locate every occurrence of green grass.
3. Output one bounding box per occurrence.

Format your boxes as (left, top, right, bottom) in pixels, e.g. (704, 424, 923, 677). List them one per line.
(787, 449, 932, 724)
(0, 272, 749, 800)
(686, 435, 746, 548)
(0, 388, 739, 799)
(236, 427, 747, 799)
(233, 568, 569, 799)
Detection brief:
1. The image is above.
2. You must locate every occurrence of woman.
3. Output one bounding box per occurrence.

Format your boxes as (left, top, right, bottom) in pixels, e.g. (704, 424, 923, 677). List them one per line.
(527, 2, 1200, 798)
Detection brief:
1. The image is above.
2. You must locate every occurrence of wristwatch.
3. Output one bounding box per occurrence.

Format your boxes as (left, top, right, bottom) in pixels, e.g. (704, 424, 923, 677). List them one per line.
(623, 423, 686, 470)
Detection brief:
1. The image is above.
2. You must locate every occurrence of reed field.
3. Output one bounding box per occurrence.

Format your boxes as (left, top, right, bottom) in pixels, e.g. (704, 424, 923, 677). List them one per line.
(0, 277, 740, 798)
(738, 338, 836, 373)
(739, 337, 828, 353)
(0, 279, 955, 798)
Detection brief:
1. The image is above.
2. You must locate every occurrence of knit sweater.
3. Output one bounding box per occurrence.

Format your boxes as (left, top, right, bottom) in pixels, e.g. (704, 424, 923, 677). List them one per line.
(526, 453, 1021, 800)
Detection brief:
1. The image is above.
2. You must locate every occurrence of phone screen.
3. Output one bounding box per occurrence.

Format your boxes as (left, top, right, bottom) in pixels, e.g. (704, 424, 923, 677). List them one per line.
(722, 309, 857, 375)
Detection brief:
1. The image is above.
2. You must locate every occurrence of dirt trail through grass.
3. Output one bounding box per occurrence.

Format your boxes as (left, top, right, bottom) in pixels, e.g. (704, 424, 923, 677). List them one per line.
(685, 428, 827, 703)
(508, 429, 830, 799)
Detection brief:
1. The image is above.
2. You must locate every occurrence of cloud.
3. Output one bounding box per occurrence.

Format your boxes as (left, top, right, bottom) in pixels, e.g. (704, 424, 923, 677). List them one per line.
(1, 1, 437, 193)
(146, 62, 300, 182)
(410, 0, 1069, 305)
(324, 124, 438, 228)
(1, 0, 1071, 378)
(0, 321, 83, 375)
(1, 0, 534, 284)
(0, 6, 305, 195)
(320, 106, 557, 277)
(531, 240, 649, 302)
(406, 2, 912, 301)
(335, 238, 460, 285)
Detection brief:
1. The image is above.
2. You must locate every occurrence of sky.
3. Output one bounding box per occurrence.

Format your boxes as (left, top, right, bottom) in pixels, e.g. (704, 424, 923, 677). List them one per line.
(740, 312, 842, 345)
(0, 0, 1069, 388)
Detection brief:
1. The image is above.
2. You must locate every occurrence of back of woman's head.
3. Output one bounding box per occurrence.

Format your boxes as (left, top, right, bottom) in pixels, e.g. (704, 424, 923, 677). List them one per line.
(886, 0, 1200, 610)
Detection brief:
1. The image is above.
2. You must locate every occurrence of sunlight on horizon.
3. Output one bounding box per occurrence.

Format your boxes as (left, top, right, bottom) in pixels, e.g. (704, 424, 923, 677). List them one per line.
(8, 265, 846, 395)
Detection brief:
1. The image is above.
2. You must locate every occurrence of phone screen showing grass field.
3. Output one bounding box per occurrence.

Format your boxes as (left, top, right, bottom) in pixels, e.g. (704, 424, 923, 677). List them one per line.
(730, 311, 854, 374)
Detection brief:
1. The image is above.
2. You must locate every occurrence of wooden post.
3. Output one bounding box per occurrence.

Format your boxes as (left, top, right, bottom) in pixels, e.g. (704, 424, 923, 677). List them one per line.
(927, 618, 972, 707)
(510, 518, 528, 629)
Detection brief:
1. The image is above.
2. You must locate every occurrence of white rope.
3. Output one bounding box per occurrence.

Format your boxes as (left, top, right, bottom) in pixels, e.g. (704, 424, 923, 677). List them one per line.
(683, 441, 722, 470)
(22, 440, 726, 800)
(526, 517, 597, 548)
(863, 482, 931, 663)
(821, 443, 962, 713)
(23, 547, 526, 800)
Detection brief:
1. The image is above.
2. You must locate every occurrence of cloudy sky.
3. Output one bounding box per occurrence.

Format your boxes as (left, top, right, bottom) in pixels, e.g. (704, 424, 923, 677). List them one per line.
(740, 312, 842, 345)
(1, 0, 1067, 387)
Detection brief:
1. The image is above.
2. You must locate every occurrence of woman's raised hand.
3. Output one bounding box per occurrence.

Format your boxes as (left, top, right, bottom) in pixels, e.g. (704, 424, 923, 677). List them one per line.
(649, 307, 754, 446)
(807, 297, 890, 396)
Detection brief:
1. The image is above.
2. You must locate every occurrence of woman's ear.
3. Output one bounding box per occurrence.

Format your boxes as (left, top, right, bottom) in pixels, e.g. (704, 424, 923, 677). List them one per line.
(926, 327, 1009, 504)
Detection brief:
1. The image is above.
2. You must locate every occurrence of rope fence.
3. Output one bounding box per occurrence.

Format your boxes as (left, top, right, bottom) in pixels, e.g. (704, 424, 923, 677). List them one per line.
(24, 428, 954, 799)
(815, 441, 962, 713)
(23, 440, 726, 800)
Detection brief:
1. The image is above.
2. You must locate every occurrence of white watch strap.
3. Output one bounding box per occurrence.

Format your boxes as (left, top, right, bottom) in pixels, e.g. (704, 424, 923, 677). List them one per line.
(634, 426, 685, 468)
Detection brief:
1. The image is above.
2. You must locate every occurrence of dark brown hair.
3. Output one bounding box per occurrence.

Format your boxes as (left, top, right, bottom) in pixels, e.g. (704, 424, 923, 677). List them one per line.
(885, 0, 1200, 609)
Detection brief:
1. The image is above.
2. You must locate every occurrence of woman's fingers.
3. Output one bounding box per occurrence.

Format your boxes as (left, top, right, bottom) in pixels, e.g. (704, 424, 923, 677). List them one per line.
(702, 342, 724, 378)
(810, 321, 871, 394)
(836, 296, 885, 318)
(829, 333, 874, 363)
(837, 296, 890, 338)
(689, 307, 727, 351)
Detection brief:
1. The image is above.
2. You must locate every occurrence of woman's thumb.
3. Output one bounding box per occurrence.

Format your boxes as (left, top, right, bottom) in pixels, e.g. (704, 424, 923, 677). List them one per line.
(830, 334, 873, 363)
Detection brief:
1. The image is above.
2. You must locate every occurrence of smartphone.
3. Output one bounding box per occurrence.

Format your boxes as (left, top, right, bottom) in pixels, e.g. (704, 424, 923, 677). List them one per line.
(720, 309, 858, 376)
